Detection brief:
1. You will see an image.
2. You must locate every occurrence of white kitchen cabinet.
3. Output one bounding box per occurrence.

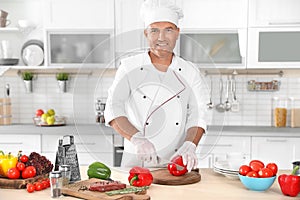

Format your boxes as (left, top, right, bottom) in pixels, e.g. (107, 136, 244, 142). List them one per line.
(41, 134, 114, 166)
(197, 154, 213, 168)
(0, 0, 44, 28)
(44, 0, 114, 29)
(0, 0, 44, 66)
(114, 0, 146, 66)
(251, 137, 300, 169)
(249, 0, 300, 27)
(197, 135, 251, 168)
(180, 0, 248, 29)
(0, 134, 41, 155)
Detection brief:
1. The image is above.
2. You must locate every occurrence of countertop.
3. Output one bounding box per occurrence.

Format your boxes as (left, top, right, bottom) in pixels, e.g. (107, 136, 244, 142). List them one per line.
(0, 124, 300, 137)
(0, 124, 116, 135)
(0, 167, 295, 200)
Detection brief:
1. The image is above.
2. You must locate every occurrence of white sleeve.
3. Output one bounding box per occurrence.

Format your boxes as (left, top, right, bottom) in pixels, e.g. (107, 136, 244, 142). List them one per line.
(185, 70, 208, 132)
(104, 62, 130, 126)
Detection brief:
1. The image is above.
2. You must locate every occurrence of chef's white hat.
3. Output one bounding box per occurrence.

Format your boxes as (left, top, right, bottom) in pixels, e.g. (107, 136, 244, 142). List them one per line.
(140, 0, 184, 28)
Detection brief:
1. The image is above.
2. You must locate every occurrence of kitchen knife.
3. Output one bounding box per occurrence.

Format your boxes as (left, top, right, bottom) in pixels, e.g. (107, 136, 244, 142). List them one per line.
(157, 157, 184, 170)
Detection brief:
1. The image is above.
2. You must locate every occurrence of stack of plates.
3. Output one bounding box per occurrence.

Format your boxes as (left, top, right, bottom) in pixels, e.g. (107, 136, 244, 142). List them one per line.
(213, 160, 239, 179)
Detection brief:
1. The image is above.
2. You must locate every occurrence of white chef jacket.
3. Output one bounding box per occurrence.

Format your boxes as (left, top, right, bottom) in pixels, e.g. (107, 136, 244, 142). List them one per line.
(104, 52, 208, 167)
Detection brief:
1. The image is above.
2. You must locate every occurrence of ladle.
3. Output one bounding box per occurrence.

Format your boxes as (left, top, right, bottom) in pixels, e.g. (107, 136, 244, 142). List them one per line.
(224, 76, 231, 111)
(216, 77, 225, 112)
(207, 76, 213, 109)
(231, 76, 240, 112)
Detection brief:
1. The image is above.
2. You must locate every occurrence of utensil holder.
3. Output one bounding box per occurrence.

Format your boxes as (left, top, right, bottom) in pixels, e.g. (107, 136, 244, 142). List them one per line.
(57, 80, 67, 93)
(24, 80, 33, 93)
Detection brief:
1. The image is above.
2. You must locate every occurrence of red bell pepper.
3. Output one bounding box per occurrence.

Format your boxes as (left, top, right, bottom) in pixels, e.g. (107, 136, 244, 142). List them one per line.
(278, 166, 300, 197)
(167, 155, 188, 176)
(128, 166, 153, 187)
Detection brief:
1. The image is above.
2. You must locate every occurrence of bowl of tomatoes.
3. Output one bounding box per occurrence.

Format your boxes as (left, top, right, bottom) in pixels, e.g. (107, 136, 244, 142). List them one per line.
(238, 160, 278, 191)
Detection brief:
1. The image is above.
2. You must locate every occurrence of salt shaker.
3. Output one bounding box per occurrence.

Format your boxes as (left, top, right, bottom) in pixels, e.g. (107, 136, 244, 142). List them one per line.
(50, 171, 63, 198)
(59, 164, 71, 186)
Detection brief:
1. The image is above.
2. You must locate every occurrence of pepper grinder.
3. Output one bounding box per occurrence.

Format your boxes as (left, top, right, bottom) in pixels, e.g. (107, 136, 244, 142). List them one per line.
(95, 98, 106, 124)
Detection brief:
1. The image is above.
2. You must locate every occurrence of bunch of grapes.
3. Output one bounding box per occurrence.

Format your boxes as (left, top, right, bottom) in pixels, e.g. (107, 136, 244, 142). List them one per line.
(26, 152, 53, 176)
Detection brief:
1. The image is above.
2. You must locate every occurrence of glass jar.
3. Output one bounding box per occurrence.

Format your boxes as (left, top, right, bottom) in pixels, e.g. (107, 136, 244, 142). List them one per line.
(290, 97, 300, 128)
(272, 97, 288, 127)
(50, 171, 62, 198)
(59, 164, 71, 186)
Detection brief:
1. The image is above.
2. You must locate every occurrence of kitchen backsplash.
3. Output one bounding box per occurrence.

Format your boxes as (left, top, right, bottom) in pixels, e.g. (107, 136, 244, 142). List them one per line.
(0, 73, 299, 126)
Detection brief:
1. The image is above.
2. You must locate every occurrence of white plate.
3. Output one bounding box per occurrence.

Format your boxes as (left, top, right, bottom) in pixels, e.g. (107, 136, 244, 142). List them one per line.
(213, 168, 239, 179)
(213, 160, 239, 173)
(213, 167, 239, 175)
(21, 40, 44, 66)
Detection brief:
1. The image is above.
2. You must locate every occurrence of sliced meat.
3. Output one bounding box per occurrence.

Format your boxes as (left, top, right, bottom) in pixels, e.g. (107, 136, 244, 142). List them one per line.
(89, 181, 126, 192)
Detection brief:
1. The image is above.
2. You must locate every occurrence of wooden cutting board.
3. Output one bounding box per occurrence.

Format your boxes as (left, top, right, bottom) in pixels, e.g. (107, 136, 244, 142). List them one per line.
(151, 169, 201, 185)
(0, 174, 49, 189)
(61, 178, 150, 200)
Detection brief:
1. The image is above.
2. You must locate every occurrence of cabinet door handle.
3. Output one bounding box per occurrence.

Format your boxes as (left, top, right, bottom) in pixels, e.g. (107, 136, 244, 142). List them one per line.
(201, 144, 232, 147)
(0, 142, 23, 145)
(116, 150, 124, 153)
(269, 21, 300, 25)
(75, 142, 96, 146)
(266, 139, 287, 143)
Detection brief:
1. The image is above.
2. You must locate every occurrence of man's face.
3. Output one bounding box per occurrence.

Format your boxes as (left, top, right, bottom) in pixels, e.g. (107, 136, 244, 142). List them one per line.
(144, 21, 180, 58)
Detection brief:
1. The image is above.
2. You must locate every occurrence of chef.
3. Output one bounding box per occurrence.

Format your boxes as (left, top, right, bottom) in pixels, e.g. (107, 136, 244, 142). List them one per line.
(105, 0, 208, 172)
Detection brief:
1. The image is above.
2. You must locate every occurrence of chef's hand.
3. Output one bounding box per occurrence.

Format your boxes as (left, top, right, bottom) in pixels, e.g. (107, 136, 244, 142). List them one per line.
(171, 141, 197, 172)
(130, 132, 158, 165)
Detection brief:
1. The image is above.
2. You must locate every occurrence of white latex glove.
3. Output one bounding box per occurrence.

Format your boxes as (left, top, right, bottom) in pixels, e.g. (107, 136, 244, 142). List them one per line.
(130, 132, 158, 165)
(171, 141, 197, 172)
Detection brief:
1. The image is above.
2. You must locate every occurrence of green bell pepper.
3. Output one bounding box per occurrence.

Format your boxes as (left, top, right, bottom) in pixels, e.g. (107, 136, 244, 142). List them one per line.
(87, 161, 111, 180)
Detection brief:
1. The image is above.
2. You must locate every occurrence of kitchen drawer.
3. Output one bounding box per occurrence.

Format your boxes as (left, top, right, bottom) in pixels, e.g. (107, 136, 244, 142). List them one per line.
(0, 135, 41, 154)
(197, 135, 251, 155)
(41, 134, 113, 153)
(252, 137, 300, 169)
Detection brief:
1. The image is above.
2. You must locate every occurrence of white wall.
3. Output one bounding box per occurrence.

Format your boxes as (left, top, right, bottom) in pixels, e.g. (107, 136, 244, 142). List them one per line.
(0, 73, 299, 126)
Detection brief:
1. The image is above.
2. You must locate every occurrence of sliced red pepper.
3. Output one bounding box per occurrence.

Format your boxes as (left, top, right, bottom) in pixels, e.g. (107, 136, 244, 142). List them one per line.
(278, 166, 300, 197)
(167, 155, 188, 176)
(128, 166, 153, 187)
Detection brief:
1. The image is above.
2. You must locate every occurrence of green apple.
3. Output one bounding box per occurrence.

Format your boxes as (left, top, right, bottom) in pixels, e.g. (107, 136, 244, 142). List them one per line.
(41, 113, 49, 122)
(46, 115, 55, 125)
(47, 109, 55, 116)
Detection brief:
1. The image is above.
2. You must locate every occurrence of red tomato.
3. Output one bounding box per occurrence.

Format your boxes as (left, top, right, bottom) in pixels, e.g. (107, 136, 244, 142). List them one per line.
(41, 180, 48, 189)
(239, 165, 252, 176)
(266, 163, 278, 175)
(258, 168, 274, 178)
(22, 166, 36, 179)
(7, 168, 20, 179)
(46, 178, 50, 188)
(26, 183, 35, 193)
(246, 171, 259, 178)
(249, 160, 265, 172)
(35, 109, 44, 117)
(20, 155, 29, 163)
(34, 182, 43, 191)
(16, 162, 26, 171)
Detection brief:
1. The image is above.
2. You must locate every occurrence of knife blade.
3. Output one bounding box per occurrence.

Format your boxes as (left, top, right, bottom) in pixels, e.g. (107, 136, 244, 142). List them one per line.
(157, 157, 185, 170)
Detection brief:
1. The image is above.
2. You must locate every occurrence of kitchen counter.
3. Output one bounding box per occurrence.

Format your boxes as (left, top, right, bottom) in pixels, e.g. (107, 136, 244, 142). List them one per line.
(0, 124, 300, 137)
(0, 124, 116, 135)
(0, 167, 295, 200)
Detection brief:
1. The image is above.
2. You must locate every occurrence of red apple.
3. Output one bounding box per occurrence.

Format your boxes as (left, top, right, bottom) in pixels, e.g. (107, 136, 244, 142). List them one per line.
(35, 109, 44, 117)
